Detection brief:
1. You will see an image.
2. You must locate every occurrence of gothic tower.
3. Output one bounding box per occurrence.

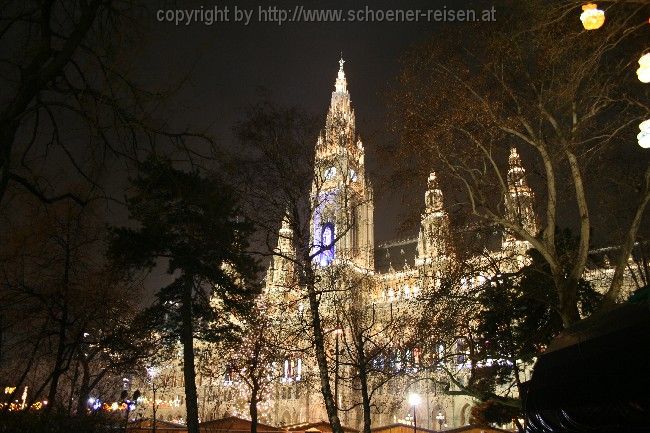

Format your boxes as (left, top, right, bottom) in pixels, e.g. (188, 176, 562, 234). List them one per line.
(265, 212, 296, 293)
(503, 147, 537, 253)
(416, 172, 451, 268)
(311, 58, 374, 270)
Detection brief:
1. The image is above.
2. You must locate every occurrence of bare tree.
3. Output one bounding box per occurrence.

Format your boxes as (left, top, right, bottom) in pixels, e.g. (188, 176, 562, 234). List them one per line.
(200, 301, 296, 433)
(332, 271, 415, 433)
(0, 1, 216, 208)
(391, 0, 650, 327)
(0, 198, 155, 415)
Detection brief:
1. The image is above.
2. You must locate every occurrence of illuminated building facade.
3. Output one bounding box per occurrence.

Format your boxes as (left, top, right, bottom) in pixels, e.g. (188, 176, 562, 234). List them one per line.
(140, 58, 639, 431)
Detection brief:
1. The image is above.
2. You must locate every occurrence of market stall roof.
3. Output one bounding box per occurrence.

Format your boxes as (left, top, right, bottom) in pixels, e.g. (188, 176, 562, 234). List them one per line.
(523, 294, 650, 432)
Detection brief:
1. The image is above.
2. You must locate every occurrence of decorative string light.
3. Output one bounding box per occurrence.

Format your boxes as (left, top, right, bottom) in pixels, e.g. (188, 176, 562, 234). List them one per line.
(580, 3, 605, 30)
(638, 119, 650, 149)
(637, 52, 650, 83)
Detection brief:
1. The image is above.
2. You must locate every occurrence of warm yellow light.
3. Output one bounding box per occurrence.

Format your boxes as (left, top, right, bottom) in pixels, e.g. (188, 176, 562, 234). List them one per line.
(111, 402, 119, 411)
(580, 3, 605, 30)
(638, 119, 650, 149)
(637, 53, 650, 83)
(408, 393, 422, 407)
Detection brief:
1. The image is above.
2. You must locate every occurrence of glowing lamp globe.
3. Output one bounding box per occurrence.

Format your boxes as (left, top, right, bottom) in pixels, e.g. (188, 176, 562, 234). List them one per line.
(146, 366, 159, 379)
(408, 393, 422, 407)
(638, 119, 650, 149)
(637, 53, 650, 84)
(580, 3, 605, 30)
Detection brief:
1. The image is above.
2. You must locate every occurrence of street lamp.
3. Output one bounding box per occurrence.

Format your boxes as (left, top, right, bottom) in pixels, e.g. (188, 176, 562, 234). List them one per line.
(408, 393, 421, 433)
(121, 389, 141, 433)
(435, 411, 445, 431)
(147, 367, 159, 433)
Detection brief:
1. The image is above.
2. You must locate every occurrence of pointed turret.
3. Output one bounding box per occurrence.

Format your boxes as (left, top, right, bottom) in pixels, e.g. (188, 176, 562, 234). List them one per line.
(266, 212, 296, 291)
(276, 213, 294, 258)
(416, 172, 451, 266)
(503, 147, 537, 249)
(334, 56, 347, 94)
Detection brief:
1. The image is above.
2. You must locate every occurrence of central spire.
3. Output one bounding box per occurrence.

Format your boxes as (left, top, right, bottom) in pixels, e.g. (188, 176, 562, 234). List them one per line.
(329, 57, 354, 119)
(335, 55, 347, 94)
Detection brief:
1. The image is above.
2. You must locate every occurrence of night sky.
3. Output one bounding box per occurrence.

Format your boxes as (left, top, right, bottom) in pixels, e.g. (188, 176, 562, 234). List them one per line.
(127, 0, 492, 243)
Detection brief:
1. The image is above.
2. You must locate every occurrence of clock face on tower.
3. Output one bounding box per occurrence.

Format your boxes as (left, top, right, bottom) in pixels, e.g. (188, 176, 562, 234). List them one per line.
(324, 166, 337, 180)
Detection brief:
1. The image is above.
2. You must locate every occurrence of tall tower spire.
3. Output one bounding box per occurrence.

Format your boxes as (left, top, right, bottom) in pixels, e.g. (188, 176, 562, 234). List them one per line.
(325, 55, 354, 140)
(416, 172, 451, 267)
(503, 147, 537, 251)
(310, 57, 374, 270)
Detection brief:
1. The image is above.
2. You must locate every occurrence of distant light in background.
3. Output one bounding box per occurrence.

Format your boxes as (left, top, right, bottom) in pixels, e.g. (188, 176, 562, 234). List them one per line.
(580, 3, 605, 30)
(638, 119, 650, 149)
(146, 366, 159, 379)
(637, 52, 650, 83)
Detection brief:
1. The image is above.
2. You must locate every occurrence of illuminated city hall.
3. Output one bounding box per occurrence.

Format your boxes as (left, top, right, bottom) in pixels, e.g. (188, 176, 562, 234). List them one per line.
(143, 59, 636, 431)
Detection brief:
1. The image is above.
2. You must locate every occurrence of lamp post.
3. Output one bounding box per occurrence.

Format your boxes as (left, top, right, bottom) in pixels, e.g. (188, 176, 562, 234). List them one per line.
(147, 367, 159, 433)
(435, 411, 445, 431)
(121, 389, 141, 433)
(334, 327, 343, 407)
(408, 393, 421, 433)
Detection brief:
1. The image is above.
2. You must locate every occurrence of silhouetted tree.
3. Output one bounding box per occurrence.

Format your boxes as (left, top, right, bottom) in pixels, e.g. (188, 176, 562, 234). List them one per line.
(109, 157, 258, 433)
(0, 1, 216, 208)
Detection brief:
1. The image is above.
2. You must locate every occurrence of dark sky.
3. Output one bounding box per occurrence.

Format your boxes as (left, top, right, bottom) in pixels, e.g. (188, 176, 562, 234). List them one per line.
(129, 0, 492, 243)
(120, 0, 648, 251)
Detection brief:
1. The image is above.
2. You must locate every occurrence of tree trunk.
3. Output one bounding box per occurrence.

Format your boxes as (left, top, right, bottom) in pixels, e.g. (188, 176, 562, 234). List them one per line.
(602, 170, 650, 309)
(181, 279, 200, 433)
(76, 358, 91, 415)
(250, 381, 259, 433)
(45, 293, 70, 413)
(303, 264, 344, 433)
(355, 331, 372, 433)
(46, 318, 67, 412)
(0, 120, 15, 211)
(556, 276, 580, 328)
(67, 360, 80, 415)
(46, 237, 73, 412)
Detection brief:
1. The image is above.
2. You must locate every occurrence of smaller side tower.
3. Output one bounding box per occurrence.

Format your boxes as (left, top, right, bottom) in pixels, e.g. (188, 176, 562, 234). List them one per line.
(265, 213, 296, 294)
(415, 172, 452, 269)
(503, 147, 537, 255)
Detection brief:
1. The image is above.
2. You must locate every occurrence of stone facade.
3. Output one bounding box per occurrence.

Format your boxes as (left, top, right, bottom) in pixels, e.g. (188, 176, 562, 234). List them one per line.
(136, 59, 639, 432)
